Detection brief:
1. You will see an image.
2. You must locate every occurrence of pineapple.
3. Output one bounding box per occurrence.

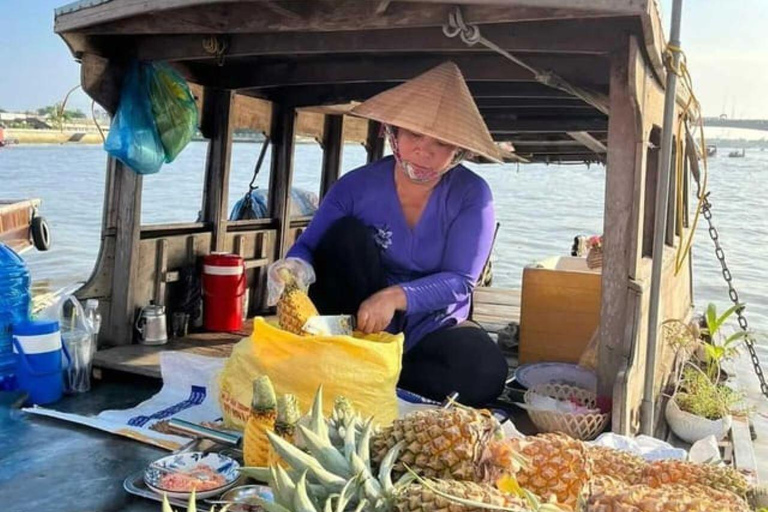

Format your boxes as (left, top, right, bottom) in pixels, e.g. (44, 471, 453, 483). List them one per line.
(276, 268, 319, 335)
(370, 407, 522, 483)
(270, 393, 301, 467)
(239, 387, 555, 512)
(588, 482, 750, 511)
(641, 459, 750, 498)
(586, 445, 646, 486)
(243, 375, 277, 467)
(507, 433, 591, 510)
(248, 419, 561, 512)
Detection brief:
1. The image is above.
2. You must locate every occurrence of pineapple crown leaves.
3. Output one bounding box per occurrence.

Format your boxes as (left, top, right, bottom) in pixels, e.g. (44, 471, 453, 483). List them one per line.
(401, 464, 556, 512)
(161, 489, 234, 512)
(278, 394, 302, 427)
(252, 375, 277, 412)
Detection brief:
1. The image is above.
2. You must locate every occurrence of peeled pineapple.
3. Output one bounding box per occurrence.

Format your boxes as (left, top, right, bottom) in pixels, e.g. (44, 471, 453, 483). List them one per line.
(270, 393, 301, 467)
(508, 433, 592, 509)
(586, 445, 646, 486)
(588, 482, 750, 511)
(641, 459, 750, 498)
(243, 375, 277, 467)
(276, 268, 319, 335)
(370, 406, 524, 483)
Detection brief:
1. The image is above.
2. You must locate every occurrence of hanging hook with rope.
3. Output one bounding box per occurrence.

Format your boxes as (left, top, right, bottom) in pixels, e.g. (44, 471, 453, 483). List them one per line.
(664, 42, 768, 400)
(441, 6, 609, 116)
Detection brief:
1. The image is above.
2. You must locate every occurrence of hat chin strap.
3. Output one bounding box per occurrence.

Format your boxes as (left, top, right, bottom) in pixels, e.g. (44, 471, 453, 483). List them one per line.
(385, 125, 465, 184)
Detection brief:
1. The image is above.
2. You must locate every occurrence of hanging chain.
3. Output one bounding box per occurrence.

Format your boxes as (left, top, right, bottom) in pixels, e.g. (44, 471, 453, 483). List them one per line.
(699, 192, 768, 398)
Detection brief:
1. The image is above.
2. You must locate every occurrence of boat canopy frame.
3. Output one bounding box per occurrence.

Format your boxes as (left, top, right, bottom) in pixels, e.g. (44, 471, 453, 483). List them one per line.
(55, 0, 695, 436)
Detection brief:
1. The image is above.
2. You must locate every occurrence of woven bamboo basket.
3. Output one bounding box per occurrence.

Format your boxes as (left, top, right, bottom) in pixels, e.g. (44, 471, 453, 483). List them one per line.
(586, 247, 603, 269)
(524, 383, 609, 440)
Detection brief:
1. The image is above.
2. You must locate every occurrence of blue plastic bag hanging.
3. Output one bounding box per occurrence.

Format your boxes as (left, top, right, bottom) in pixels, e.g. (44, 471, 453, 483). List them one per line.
(104, 62, 165, 174)
(146, 62, 198, 163)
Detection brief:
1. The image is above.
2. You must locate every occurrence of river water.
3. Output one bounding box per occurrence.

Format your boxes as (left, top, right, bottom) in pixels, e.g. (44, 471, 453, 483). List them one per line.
(2, 141, 767, 341)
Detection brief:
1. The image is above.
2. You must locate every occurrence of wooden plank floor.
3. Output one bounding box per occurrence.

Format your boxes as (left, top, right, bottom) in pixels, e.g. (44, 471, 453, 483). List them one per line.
(93, 287, 521, 379)
(93, 320, 253, 379)
(472, 287, 521, 334)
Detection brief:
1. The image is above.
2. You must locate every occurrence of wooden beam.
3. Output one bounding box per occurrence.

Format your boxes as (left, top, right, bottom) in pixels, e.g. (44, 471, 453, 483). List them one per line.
(201, 88, 235, 252)
(55, 2, 633, 35)
(268, 103, 297, 260)
(486, 116, 608, 133)
(80, 53, 124, 115)
(567, 130, 608, 153)
(190, 54, 608, 90)
(106, 157, 142, 346)
(366, 121, 385, 163)
(128, 19, 625, 62)
(597, 38, 644, 433)
(320, 115, 344, 199)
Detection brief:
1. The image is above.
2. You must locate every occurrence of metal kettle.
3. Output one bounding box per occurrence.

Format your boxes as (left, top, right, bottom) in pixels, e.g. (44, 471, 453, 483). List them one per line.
(136, 302, 168, 345)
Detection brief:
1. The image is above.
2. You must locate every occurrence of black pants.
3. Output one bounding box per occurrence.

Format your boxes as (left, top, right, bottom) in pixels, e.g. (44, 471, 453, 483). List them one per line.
(309, 217, 508, 407)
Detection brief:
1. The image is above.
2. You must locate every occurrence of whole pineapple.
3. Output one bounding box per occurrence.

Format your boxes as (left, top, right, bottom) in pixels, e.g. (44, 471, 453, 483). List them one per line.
(588, 482, 750, 511)
(276, 268, 319, 335)
(243, 375, 277, 467)
(508, 433, 591, 510)
(370, 407, 522, 483)
(586, 445, 646, 486)
(641, 459, 750, 498)
(393, 479, 538, 512)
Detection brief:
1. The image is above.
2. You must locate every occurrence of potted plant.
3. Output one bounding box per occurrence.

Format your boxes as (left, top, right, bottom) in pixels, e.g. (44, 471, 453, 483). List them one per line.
(663, 303, 749, 443)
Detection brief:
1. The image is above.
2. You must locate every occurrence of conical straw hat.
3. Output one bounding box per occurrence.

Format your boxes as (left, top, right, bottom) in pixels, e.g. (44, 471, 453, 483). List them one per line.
(351, 62, 502, 163)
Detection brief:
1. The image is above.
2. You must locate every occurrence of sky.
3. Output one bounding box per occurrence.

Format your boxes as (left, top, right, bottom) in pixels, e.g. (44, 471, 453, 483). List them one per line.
(1, 0, 767, 119)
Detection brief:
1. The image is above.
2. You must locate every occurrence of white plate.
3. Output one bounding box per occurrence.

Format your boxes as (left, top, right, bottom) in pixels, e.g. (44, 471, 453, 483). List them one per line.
(144, 451, 240, 500)
(514, 362, 597, 392)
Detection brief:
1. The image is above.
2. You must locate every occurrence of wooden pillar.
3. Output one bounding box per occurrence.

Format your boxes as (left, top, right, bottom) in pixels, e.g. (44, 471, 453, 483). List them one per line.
(320, 114, 344, 199)
(268, 103, 297, 260)
(106, 157, 142, 346)
(366, 120, 385, 163)
(597, 41, 644, 400)
(201, 87, 235, 252)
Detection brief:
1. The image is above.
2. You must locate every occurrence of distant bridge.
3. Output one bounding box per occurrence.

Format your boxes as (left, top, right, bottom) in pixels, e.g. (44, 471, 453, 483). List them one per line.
(703, 117, 768, 132)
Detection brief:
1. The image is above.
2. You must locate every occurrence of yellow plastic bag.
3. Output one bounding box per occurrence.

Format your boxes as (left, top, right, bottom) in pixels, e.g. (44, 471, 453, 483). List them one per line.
(219, 317, 404, 430)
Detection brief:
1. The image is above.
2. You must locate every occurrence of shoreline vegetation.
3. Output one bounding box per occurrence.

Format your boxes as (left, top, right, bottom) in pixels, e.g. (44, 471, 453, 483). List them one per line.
(4, 128, 768, 148)
(3, 128, 280, 145)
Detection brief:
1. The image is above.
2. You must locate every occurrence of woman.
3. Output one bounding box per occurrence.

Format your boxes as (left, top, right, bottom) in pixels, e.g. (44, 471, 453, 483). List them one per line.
(268, 62, 508, 406)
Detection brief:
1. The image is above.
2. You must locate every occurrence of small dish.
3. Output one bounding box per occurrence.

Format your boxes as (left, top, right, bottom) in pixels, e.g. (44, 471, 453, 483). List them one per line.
(144, 451, 240, 499)
(214, 485, 275, 511)
(514, 362, 597, 391)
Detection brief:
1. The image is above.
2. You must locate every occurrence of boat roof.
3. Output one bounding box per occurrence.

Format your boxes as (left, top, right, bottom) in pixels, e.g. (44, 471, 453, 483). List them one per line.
(54, 0, 669, 163)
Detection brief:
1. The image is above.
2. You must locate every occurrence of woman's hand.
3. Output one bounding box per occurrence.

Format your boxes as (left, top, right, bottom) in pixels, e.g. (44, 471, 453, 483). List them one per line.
(356, 286, 407, 334)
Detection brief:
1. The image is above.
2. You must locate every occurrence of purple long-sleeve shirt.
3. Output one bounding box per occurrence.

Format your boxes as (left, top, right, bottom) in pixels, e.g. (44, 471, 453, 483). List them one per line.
(287, 156, 496, 350)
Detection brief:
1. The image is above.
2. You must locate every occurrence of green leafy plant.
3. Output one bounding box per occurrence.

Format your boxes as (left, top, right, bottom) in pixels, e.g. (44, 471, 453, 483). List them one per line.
(700, 303, 750, 381)
(674, 366, 744, 420)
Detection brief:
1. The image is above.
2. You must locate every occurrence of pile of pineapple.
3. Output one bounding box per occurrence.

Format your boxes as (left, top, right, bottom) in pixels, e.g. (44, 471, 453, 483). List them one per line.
(234, 379, 754, 512)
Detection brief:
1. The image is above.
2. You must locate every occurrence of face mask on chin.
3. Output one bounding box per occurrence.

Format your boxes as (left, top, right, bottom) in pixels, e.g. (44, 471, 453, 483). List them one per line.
(385, 125, 463, 184)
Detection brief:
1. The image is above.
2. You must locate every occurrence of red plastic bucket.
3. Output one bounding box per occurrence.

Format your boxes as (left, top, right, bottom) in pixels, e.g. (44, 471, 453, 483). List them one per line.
(202, 253, 246, 332)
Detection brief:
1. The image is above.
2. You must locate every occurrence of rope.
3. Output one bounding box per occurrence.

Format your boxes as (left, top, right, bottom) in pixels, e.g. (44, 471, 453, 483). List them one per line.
(202, 36, 228, 66)
(442, 7, 609, 115)
(662, 44, 707, 275)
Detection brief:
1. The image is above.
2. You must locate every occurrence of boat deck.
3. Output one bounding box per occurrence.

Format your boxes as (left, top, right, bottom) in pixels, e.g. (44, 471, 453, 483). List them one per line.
(93, 287, 522, 379)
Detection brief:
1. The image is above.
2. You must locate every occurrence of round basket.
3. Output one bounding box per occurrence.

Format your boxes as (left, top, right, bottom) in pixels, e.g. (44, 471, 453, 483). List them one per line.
(524, 383, 609, 440)
(586, 247, 603, 269)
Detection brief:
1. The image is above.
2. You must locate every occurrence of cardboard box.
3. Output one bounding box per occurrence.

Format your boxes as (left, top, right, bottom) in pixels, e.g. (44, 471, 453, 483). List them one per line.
(519, 256, 601, 364)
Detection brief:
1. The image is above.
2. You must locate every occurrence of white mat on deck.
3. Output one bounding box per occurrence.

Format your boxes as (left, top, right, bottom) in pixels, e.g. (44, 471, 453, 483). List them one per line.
(23, 352, 226, 451)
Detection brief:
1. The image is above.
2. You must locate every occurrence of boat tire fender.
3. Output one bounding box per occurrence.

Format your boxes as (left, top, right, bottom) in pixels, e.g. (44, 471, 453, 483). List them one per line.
(31, 216, 51, 251)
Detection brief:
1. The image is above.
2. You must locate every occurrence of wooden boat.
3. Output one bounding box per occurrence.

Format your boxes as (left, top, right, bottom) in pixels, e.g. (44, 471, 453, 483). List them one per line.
(2, 2, 757, 510)
(0, 199, 50, 254)
(729, 148, 746, 158)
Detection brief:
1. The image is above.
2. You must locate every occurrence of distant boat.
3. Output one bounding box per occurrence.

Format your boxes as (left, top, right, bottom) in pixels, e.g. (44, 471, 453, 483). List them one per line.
(0, 199, 51, 253)
(728, 149, 746, 158)
(706, 145, 717, 157)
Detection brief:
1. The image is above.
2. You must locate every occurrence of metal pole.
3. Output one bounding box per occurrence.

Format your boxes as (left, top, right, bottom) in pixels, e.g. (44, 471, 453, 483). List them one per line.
(640, 0, 684, 436)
